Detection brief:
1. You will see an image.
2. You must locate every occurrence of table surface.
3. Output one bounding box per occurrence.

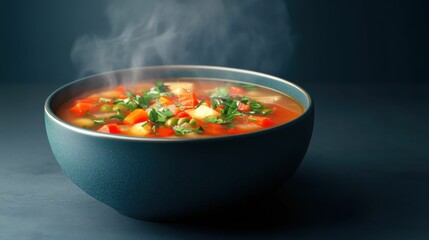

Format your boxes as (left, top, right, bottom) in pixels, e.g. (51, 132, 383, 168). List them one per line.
(1, 82, 428, 240)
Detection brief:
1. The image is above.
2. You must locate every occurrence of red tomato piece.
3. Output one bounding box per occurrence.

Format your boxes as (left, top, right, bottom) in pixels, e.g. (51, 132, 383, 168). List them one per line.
(97, 124, 122, 134)
(251, 116, 275, 128)
(228, 86, 246, 95)
(176, 111, 191, 118)
(157, 127, 175, 137)
(237, 102, 251, 111)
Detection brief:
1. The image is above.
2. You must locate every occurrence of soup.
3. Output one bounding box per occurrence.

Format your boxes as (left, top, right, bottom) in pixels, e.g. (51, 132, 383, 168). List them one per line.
(57, 79, 304, 138)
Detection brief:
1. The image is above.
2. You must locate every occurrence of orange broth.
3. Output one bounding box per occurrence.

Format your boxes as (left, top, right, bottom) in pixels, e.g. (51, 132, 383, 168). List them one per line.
(56, 79, 304, 138)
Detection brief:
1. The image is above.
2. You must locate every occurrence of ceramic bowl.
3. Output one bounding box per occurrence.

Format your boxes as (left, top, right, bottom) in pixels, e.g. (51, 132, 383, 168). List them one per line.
(44, 66, 314, 221)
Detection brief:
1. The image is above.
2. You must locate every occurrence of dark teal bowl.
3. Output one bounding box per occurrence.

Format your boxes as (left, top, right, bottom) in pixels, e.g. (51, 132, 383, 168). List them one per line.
(44, 66, 314, 221)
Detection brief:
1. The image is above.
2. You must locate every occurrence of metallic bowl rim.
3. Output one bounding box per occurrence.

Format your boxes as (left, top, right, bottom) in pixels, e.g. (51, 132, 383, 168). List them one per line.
(44, 65, 313, 142)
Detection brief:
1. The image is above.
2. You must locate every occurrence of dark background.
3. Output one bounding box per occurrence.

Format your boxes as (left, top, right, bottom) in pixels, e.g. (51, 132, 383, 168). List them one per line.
(1, 1, 428, 239)
(1, 0, 428, 85)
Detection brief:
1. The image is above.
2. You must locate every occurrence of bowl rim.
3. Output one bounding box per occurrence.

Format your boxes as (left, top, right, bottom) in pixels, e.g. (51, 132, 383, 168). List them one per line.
(45, 65, 313, 142)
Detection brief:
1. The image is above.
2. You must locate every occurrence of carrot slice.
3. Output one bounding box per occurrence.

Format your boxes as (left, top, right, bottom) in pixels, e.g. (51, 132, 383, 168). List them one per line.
(97, 124, 122, 134)
(123, 109, 149, 125)
(116, 94, 128, 100)
(204, 123, 225, 135)
(115, 86, 126, 93)
(250, 116, 275, 128)
(228, 86, 245, 95)
(159, 96, 173, 106)
(178, 92, 198, 109)
(69, 103, 95, 117)
(76, 97, 99, 104)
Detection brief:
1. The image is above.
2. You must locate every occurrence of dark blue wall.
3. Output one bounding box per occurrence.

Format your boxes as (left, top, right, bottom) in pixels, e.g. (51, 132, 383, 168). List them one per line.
(1, 0, 428, 84)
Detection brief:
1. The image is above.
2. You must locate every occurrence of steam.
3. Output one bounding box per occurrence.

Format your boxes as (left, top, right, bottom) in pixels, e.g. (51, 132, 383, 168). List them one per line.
(71, 0, 293, 80)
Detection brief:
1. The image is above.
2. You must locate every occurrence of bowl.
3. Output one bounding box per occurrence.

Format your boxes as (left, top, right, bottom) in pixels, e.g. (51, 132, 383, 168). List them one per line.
(44, 65, 314, 221)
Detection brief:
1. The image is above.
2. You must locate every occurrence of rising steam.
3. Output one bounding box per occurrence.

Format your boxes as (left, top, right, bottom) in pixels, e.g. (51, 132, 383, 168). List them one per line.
(71, 0, 293, 79)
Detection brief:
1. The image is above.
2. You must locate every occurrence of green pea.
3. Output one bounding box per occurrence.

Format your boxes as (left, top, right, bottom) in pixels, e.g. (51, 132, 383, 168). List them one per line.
(100, 104, 113, 112)
(165, 117, 179, 128)
(177, 117, 190, 126)
(113, 103, 127, 112)
(261, 108, 273, 115)
(189, 119, 198, 126)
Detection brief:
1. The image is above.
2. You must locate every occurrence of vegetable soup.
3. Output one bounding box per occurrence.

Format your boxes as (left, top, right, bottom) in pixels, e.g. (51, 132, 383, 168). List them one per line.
(57, 79, 304, 138)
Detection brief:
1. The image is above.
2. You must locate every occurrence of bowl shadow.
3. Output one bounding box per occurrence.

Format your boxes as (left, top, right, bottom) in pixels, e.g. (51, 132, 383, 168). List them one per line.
(130, 166, 370, 237)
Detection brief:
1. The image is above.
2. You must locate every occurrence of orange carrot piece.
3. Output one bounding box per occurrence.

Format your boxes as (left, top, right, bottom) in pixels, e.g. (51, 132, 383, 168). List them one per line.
(69, 103, 95, 117)
(115, 86, 126, 93)
(76, 97, 99, 104)
(159, 96, 173, 106)
(250, 116, 275, 128)
(204, 123, 226, 135)
(97, 124, 122, 134)
(178, 92, 198, 109)
(116, 94, 128, 100)
(123, 109, 149, 125)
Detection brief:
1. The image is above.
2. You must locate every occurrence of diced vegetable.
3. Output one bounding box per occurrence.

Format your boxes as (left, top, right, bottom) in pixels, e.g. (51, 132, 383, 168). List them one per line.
(157, 127, 175, 137)
(76, 97, 99, 104)
(176, 111, 191, 118)
(100, 104, 113, 112)
(189, 119, 198, 126)
(123, 109, 149, 125)
(178, 92, 198, 109)
(97, 124, 122, 134)
(128, 122, 150, 136)
(165, 82, 194, 92)
(177, 117, 190, 126)
(192, 105, 221, 120)
(249, 116, 275, 127)
(237, 102, 251, 111)
(158, 96, 173, 105)
(204, 123, 225, 135)
(114, 86, 126, 93)
(165, 117, 179, 128)
(228, 86, 246, 95)
(112, 103, 128, 112)
(69, 103, 94, 116)
(71, 118, 94, 128)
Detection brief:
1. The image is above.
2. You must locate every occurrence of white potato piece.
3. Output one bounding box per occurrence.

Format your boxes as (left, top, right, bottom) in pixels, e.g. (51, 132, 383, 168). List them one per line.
(188, 105, 220, 120)
(128, 123, 151, 137)
(72, 118, 94, 128)
(171, 87, 189, 96)
(165, 82, 194, 92)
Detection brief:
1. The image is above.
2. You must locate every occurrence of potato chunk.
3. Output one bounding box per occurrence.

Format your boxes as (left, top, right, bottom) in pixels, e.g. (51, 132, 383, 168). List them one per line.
(128, 123, 151, 137)
(72, 118, 94, 128)
(165, 82, 194, 92)
(188, 105, 221, 120)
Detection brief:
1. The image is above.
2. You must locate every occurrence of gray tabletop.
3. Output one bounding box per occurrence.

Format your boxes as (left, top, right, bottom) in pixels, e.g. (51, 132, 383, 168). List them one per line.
(1, 82, 428, 240)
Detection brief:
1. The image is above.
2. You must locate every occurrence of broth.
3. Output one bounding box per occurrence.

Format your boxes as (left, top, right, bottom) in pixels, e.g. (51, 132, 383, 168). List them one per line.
(56, 79, 304, 138)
